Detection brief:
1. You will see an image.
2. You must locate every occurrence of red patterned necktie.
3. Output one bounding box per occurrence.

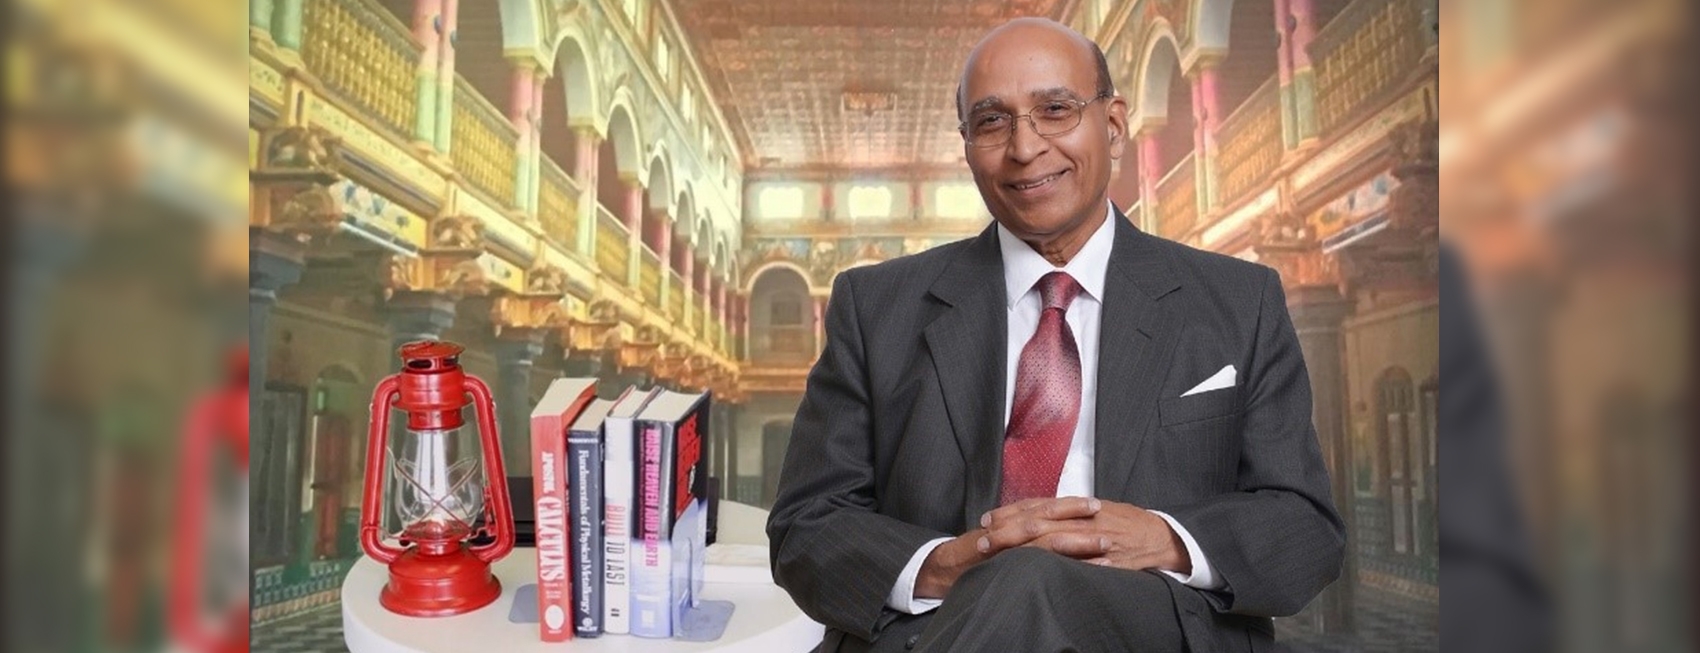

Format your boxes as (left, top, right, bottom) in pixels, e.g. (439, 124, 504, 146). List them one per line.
(1000, 271, 1083, 505)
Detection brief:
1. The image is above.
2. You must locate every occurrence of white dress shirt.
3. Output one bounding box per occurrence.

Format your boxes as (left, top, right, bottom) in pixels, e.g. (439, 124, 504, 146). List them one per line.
(886, 203, 1222, 614)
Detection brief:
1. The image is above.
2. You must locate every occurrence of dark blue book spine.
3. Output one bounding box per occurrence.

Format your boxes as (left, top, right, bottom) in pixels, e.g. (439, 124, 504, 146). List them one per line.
(567, 433, 604, 637)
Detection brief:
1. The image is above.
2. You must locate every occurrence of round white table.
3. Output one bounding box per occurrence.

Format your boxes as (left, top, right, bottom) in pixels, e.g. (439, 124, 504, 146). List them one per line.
(343, 503, 823, 652)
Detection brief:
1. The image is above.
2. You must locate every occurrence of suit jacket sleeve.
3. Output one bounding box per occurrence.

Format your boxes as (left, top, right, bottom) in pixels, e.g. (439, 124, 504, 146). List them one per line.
(1165, 267, 1347, 617)
(766, 271, 950, 640)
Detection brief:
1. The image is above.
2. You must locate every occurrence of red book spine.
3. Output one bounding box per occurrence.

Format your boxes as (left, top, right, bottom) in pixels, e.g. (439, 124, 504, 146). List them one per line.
(531, 410, 573, 642)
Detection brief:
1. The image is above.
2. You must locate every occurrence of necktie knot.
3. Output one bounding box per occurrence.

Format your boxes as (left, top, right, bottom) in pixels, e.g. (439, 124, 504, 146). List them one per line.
(1037, 271, 1081, 312)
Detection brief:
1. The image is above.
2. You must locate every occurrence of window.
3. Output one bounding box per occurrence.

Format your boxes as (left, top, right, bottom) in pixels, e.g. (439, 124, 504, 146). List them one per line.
(846, 185, 893, 220)
(934, 184, 986, 219)
(758, 186, 804, 219)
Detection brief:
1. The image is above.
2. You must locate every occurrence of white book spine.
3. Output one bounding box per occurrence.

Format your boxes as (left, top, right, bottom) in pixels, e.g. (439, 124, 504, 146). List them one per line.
(602, 415, 634, 634)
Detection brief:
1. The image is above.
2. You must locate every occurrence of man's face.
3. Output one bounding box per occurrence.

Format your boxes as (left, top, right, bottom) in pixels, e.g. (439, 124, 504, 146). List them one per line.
(959, 26, 1127, 245)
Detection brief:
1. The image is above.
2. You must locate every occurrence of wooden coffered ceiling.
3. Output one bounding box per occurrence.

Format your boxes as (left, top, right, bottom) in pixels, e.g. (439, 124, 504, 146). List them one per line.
(666, 0, 1071, 174)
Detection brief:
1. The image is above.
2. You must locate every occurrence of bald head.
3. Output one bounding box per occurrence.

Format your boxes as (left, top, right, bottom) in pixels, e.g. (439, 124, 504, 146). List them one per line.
(956, 18, 1114, 121)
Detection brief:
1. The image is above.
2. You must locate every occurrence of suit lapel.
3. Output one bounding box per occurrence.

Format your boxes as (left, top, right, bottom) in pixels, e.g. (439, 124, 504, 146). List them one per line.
(922, 224, 1007, 530)
(1093, 215, 1183, 501)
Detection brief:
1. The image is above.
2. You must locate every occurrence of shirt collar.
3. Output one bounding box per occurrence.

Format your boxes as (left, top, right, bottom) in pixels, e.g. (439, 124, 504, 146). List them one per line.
(997, 201, 1115, 308)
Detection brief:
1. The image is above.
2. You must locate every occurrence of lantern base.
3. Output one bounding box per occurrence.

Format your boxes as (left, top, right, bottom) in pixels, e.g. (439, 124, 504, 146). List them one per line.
(378, 545, 502, 617)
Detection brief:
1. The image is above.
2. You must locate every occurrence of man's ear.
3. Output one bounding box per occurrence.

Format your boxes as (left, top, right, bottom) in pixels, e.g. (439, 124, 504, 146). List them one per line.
(1106, 95, 1130, 159)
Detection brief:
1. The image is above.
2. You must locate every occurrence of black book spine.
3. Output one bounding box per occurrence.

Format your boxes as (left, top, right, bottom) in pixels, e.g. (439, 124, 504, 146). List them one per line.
(567, 432, 604, 637)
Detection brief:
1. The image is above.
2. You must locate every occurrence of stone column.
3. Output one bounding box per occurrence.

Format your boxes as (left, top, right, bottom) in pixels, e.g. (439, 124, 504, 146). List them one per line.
(275, 0, 305, 51)
(509, 62, 540, 215)
(251, 231, 306, 397)
(411, 0, 445, 145)
(1273, 0, 1296, 149)
(494, 332, 545, 470)
(251, 0, 276, 39)
(1189, 63, 1222, 212)
(1288, 284, 1356, 634)
(432, 0, 460, 152)
(812, 296, 826, 357)
(1136, 131, 1162, 231)
(624, 180, 645, 287)
(1288, 0, 1321, 143)
(527, 69, 546, 216)
(572, 126, 600, 257)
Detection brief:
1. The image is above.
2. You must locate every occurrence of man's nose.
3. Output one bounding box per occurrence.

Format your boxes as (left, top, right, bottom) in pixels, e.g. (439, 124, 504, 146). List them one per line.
(1005, 115, 1049, 163)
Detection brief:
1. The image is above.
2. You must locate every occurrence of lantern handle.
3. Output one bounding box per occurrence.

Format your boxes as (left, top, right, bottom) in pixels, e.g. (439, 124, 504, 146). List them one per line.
(360, 376, 407, 564)
(465, 376, 515, 563)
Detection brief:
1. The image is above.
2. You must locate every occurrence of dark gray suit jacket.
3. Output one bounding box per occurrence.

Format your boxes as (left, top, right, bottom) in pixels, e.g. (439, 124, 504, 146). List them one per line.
(768, 214, 1345, 651)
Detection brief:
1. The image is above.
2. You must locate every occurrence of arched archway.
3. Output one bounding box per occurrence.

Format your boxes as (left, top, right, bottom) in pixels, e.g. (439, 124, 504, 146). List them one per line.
(539, 33, 597, 178)
(748, 266, 815, 364)
(640, 154, 672, 256)
(597, 105, 641, 223)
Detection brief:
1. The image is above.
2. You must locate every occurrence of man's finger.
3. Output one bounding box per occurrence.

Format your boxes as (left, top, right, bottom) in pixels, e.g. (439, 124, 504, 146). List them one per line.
(980, 514, 1097, 552)
(1025, 532, 1112, 557)
(983, 496, 1101, 528)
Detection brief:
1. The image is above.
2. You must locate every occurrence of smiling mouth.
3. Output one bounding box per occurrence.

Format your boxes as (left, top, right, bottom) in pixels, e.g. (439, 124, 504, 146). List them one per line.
(1007, 170, 1067, 191)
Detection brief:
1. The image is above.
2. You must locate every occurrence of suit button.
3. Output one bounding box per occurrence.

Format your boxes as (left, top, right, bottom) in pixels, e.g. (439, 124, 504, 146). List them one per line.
(905, 634, 920, 650)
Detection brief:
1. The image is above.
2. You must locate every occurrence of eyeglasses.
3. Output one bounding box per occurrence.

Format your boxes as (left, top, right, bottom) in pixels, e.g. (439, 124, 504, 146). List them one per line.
(959, 93, 1112, 148)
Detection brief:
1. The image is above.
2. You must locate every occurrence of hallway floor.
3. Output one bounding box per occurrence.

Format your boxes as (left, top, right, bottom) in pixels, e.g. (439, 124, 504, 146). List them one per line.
(251, 605, 349, 653)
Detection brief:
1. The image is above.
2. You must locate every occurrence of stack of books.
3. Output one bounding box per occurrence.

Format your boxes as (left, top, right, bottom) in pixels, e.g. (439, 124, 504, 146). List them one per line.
(527, 379, 712, 641)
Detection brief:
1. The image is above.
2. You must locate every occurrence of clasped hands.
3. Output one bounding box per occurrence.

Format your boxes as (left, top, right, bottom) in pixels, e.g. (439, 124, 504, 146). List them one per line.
(915, 497, 1190, 599)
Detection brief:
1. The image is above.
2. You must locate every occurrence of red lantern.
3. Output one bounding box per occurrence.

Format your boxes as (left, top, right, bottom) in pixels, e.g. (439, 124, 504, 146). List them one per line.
(360, 340, 515, 616)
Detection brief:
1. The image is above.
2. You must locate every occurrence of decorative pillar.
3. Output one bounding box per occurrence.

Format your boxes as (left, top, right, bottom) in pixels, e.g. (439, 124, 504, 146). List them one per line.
(573, 127, 600, 256)
(509, 62, 540, 215)
(1189, 63, 1222, 213)
(1274, 0, 1298, 149)
(624, 180, 644, 287)
(1286, 284, 1356, 634)
(251, 232, 307, 395)
(1136, 130, 1162, 232)
(679, 243, 694, 290)
(251, 0, 276, 39)
(1288, 0, 1321, 143)
(433, 0, 460, 152)
(910, 181, 924, 220)
(494, 333, 545, 469)
(527, 70, 546, 216)
(812, 296, 826, 356)
(276, 0, 305, 51)
(411, 0, 445, 145)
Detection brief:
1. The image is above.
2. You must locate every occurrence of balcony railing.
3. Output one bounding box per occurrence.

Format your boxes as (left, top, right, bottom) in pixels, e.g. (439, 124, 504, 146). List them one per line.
(683, 288, 702, 336)
(1310, 0, 1425, 136)
(639, 248, 663, 307)
(538, 158, 579, 248)
(595, 205, 629, 283)
(300, 0, 420, 138)
(451, 76, 520, 208)
(1155, 154, 1199, 241)
(1215, 77, 1282, 207)
(666, 272, 686, 319)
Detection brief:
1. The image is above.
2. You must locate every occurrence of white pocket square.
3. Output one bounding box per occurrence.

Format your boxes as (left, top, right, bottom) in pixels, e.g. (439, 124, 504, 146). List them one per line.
(1181, 365, 1237, 397)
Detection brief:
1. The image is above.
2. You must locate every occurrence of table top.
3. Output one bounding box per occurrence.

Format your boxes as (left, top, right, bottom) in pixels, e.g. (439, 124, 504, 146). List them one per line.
(342, 547, 823, 653)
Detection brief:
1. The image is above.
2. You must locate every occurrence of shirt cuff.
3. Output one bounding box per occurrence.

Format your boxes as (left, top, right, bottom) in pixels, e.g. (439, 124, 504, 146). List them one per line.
(1150, 510, 1224, 590)
(887, 537, 953, 614)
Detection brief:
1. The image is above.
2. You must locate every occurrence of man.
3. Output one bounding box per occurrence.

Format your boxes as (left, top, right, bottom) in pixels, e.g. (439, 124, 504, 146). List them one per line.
(768, 18, 1343, 652)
